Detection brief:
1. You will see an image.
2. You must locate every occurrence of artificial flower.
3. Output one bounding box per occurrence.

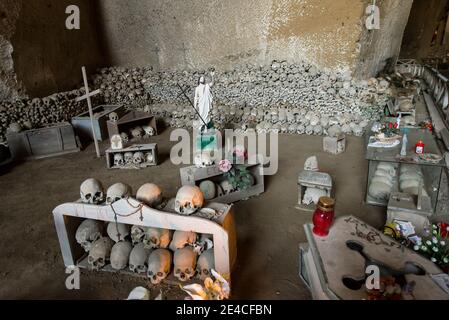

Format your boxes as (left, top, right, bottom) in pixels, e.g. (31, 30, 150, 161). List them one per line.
(218, 159, 232, 173)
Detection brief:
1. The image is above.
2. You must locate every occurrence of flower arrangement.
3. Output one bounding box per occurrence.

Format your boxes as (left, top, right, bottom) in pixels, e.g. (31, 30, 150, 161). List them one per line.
(413, 223, 449, 270)
(218, 159, 254, 191)
(181, 269, 230, 300)
(380, 121, 400, 138)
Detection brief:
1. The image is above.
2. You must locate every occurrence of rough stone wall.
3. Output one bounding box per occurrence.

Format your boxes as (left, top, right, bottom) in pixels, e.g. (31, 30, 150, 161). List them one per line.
(98, 0, 366, 74)
(7, 0, 108, 98)
(400, 0, 449, 60)
(355, 0, 413, 78)
(0, 0, 25, 101)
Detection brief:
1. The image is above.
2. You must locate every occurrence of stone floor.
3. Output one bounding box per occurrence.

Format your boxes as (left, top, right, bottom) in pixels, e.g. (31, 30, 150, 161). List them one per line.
(0, 128, 446, 300)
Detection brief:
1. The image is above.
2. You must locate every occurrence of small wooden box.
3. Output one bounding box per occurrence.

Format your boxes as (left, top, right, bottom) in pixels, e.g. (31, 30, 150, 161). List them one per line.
(297, 171, 332, 211)
(6, 122, 80, 160)
(107, 110, 158, 139)
(179, 163, 265, 204)
(105, 143, 158, 169)
(71, 105, 126, 142)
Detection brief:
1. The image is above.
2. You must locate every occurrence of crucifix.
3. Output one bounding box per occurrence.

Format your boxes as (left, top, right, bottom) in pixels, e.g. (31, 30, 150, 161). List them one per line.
(76, 66, 102, 158)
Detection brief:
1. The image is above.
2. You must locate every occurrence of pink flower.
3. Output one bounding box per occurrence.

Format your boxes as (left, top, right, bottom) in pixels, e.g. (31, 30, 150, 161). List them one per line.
(218, 159, 232, 173)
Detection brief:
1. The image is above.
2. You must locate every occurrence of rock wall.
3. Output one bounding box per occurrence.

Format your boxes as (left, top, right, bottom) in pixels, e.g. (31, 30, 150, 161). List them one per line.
(8, 0, 108, 98)
(98, 0, 366, 74)
(0, 0, 25, 101)
(400, 0, 449, 60)
(355, 0, 414, 77)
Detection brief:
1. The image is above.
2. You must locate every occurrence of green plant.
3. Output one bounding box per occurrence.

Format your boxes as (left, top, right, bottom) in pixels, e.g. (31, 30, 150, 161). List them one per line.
(224, 165, 253, 191)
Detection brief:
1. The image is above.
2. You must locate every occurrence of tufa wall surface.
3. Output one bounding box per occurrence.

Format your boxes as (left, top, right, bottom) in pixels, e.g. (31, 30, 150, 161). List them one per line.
(98, 0, 366, 74)
(0, 0, 414, 99)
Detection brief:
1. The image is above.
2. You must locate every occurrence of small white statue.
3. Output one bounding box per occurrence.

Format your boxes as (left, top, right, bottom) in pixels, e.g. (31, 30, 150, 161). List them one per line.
(194, 70, 215, 131)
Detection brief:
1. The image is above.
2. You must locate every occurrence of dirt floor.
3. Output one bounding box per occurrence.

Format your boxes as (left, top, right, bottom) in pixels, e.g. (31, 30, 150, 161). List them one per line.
(0, 128, 390, 300)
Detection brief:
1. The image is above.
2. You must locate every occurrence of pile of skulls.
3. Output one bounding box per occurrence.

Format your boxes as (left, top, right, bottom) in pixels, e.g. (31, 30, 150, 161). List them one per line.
(0, 88, 102, 142)
(116, 123, 156, 145)
(91, 60, 392, 136)
(112, 149, 155, 169)
(76, 178, 216, 283)
(91, 66, 151, 106)
(76, 219, 215, 284)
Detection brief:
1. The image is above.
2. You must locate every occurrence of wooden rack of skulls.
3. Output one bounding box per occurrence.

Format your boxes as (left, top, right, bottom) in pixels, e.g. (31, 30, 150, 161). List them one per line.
(53, 178, 237, 286)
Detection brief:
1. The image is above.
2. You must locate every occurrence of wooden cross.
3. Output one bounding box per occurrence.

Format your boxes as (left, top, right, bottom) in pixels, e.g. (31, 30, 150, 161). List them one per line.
(75, 66, 102, 157)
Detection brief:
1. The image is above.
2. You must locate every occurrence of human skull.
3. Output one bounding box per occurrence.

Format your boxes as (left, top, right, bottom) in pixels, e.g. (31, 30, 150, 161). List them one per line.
(131, 225, 147, 244)
(136, 183, 163, 207)
(215, 183, 225, 197)
(109, 112, 119, 122)
(194, 153, 215, 168)
(142, 125, 155, 137)
(143, 227, 171, 249)
(106, 222, 130, 243)
(106, 182, 132, 204)
(147, 249, 172, 284)
(110, 241, 132, 270)
(8, 122, 22, 133)
(113, 153, 124, 167)
(120, 132, 129, 143)
(80, 178, 105, 204)
(75, 219, 103, 252)
(199, 180, 216, 200)
(220, 180, 235, 194)
(145, 152, 154, 163)
(305, 125, 314, 135)
(303, 187, 327, 205)
(174, 186, 204, 215)
(174, 247, 198, 282)
(313, 125, 322, 135)
(88, 237, 114, 271)
(196, 249, 215, 280)
(131, 127, 144, 139)
(133, 151, 144, 164)
(124, 152, 133, 164)
(296, 124, 305, 134)
(129, 243, 152, 274)
(169, 230, 197, 251)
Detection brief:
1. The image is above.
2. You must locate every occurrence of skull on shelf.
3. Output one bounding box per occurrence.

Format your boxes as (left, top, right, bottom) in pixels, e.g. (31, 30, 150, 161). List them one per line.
(142, 125, 155, 137)
(75, 219, 103, 252)
(109, 112, 119, 122)
(174, 246, 198, 282)
(113, 153, 124, 167)
(106, 182, 132, 205)
(120, 132, 129, 143)
(110, 241, 132, 270)
(106, 222, 130, 243)
(129, 243, 152, 274)
(136, 183, 163, 207)
(169, 230, 197, 251)
(147, 249, 172, 284)
(80, 178, 105, 204)
(196, 248, 215, 280)
(131, 127, 144, 140)
(174, 186, 204, 215)
(133, 151, 144, 165)
(143, 227, 171, 249)
(124, 152, 133, 164)
(131, 225, 147, 244)
(88, 237, 114, 271)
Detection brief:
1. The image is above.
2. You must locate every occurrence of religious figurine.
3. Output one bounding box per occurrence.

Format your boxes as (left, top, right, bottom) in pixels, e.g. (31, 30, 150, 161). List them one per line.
(194, 70, 215, 132)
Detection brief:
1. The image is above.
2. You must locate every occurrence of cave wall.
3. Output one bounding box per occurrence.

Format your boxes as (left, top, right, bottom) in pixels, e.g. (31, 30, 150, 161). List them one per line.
(6, 0, 107, 98)
(400, 0, 449, 60)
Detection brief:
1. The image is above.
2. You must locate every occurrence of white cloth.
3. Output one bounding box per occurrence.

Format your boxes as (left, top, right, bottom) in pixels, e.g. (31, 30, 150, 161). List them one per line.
(194, 83, 213, 126)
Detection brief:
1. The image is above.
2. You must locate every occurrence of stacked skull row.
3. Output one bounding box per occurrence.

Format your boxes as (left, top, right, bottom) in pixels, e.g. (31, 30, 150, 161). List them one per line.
(0, 88, 102, 142)
(76, 219, 214, 284)
(116, 124, 156, 145)
(92, 60, 392, 136)
(80, 179, 207, 216)
(113, 150, 154, 167)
